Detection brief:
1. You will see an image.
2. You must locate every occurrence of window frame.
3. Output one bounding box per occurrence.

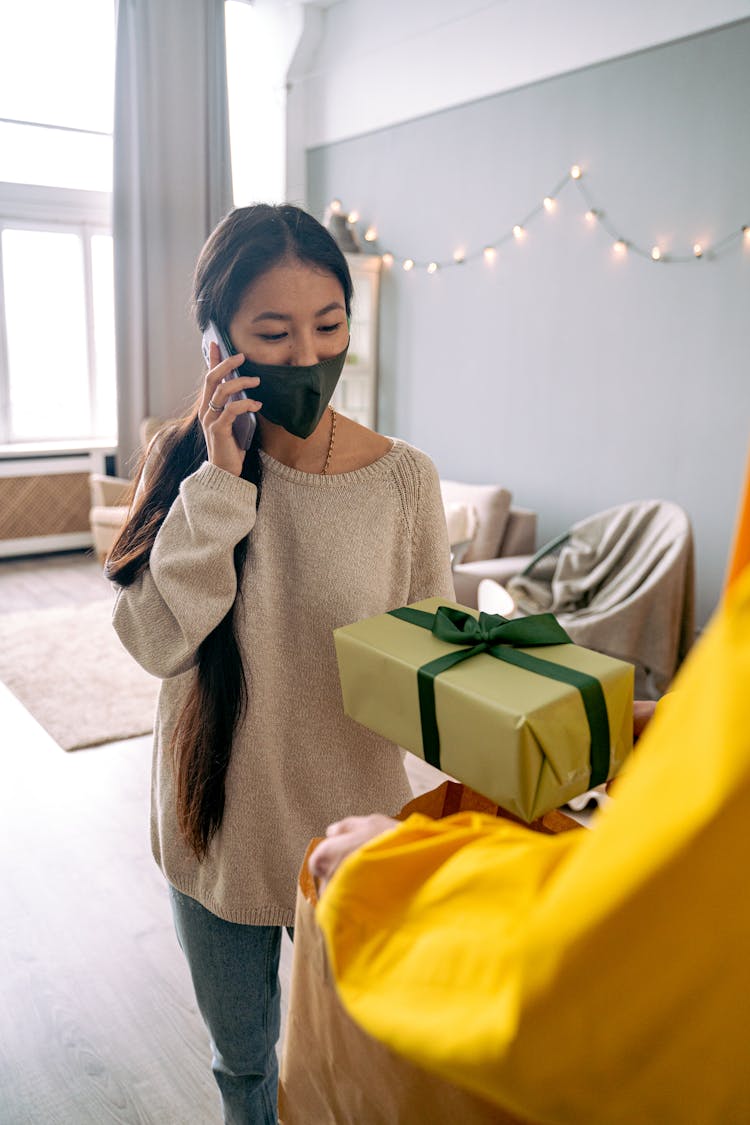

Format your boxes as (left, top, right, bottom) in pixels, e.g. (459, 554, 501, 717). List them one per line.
(0, 181, 112, 449)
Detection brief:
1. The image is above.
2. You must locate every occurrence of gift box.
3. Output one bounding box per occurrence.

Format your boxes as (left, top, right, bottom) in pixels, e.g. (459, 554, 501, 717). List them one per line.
(278, 781, 576, 1124)
(334, 597, 633, 822)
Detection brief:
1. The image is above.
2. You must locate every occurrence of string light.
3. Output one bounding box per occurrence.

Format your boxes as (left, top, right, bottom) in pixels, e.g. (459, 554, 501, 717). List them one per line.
(329, 168, 748, 273)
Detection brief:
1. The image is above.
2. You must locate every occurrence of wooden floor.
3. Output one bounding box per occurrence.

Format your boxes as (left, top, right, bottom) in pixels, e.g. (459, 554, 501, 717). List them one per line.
(0, 550, 227, 1122)
(0, 549, 113, 614)
(0, 551, 454, 1124)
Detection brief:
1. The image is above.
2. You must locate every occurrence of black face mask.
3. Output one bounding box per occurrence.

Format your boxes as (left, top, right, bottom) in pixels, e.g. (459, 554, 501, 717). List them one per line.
(236, 344, 349, 439)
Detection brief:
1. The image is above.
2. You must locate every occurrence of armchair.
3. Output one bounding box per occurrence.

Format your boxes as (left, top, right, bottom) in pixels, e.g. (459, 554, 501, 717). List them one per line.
(88, 417, 164, 563)
(89, 473, 132, 563)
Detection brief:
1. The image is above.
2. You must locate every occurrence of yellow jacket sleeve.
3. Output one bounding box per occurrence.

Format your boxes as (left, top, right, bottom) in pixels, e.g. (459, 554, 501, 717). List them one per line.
(317, 566, 750, 1125)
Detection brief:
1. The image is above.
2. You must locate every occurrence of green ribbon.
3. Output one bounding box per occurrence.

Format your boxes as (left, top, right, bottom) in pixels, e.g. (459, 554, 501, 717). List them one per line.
(388, 605, 610, 789)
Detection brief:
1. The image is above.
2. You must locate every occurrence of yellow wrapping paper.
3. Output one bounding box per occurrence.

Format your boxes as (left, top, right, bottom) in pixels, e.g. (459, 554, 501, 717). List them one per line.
(334, 597, 633, 821)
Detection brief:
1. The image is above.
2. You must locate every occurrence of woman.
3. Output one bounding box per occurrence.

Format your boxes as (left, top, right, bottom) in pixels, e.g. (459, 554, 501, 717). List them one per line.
(107, 204, 453, 1124)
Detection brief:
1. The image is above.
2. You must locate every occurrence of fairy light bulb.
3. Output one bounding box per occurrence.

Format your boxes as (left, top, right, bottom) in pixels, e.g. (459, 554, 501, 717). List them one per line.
(585, 209, 598, 224)
(613, 240, 627, 256)
(651, 246, 662, 261)
(427, 262, 439, 274)
(570, 164, 582, 180)
(743, 226, 750, 244)
(329, 199, 342, 214)
(403, 258, 414, 271)
(453, 249, 465, 264)
(364, 227, 377, 242)
(381, 252, 394, 267)
(483, 246, 497, 263)
(693, 243, 703, 258)
(347, 210, 359, 224)
(512, 224, 525, 240)
(543, 196, 556, 213)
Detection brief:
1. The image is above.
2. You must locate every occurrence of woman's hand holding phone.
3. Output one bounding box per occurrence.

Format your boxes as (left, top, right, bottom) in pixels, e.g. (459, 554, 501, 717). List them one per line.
(200, 342, 262, 476)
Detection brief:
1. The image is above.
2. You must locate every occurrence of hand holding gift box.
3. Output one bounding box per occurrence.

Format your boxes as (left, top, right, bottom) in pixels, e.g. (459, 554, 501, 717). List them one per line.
(334, 597, 633, 822)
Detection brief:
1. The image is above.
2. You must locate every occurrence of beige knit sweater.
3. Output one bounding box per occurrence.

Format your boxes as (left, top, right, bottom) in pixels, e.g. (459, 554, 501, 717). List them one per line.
(113, 439, 454, 926)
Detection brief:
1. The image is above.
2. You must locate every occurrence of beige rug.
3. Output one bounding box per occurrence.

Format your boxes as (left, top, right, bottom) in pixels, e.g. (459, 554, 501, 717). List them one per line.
(0, 598, 160, 751)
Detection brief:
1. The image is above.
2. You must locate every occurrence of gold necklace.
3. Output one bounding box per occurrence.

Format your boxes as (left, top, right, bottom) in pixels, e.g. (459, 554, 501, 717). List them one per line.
(321, 405, 337, 475)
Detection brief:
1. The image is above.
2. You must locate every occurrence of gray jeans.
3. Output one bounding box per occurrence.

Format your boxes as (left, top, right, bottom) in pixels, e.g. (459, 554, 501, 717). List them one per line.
(169, 884, 293, 1125)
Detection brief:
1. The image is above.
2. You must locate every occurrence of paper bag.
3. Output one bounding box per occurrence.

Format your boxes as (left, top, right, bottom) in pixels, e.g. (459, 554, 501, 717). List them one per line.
(278, 782, 580, 1124)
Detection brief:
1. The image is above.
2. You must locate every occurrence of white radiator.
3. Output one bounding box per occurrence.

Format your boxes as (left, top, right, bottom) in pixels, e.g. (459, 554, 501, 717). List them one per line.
(0, 445, 114, 557)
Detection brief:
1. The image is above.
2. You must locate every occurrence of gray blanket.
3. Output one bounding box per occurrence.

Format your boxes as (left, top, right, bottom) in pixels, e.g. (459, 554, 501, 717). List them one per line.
(507, 500, 695, 698)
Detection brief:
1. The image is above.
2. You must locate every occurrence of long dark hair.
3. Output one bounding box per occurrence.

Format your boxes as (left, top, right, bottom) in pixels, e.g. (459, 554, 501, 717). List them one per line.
(107, 204, 353, 858)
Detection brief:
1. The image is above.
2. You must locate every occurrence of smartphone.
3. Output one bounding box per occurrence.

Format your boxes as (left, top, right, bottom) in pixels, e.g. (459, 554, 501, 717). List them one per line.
(201, 320, 257, 450)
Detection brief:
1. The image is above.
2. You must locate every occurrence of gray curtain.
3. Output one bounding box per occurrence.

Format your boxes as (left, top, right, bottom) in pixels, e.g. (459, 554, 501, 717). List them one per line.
(113, 0, 233, 473)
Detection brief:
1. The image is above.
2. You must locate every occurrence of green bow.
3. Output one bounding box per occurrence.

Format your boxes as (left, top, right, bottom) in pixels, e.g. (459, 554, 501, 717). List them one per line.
(388, 605, 611, 791)
(430, 604, 572, 649)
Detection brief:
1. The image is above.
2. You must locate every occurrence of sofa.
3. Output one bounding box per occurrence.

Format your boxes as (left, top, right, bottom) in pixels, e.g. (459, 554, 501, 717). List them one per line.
(440, 480, 537, 608)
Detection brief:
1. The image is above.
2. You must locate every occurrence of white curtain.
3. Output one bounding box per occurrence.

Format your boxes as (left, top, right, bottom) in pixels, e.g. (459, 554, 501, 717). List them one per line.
(113, 0, 233, 472)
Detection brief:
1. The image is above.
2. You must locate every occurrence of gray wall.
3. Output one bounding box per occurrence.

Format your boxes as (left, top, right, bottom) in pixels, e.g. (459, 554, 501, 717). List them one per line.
(307, 21, 750, 627)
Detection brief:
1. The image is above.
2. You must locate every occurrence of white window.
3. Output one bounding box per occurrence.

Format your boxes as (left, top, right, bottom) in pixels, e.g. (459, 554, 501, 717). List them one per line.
(0, 0, 116, 447)
(0, 0, 279, 448)
(225, 0, 287, 207)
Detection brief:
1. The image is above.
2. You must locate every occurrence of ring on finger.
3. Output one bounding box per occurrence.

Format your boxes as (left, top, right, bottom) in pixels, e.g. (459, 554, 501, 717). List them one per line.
(207, 399, 224, 413)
